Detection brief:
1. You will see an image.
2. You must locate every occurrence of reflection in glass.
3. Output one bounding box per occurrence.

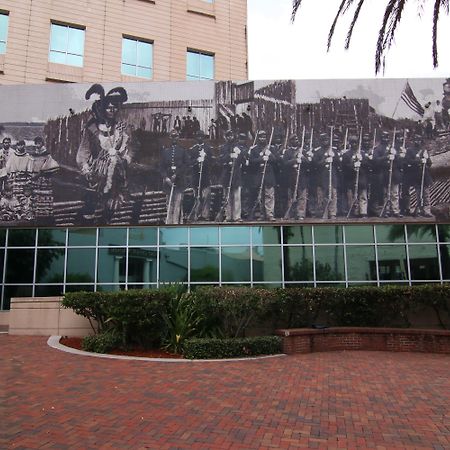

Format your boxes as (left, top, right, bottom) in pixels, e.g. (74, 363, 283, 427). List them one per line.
(35, 285, 64, 297)
(0, 229, 6, 246)
(36, 249, 65, 283)
(190, 247, 219, 282)
(129, 228, 157, 246)
(408, 245, 439, 280)
(3, 286, 32, 310)
(97, 248, 126, 283)
(68, 229, 96, 246)
(252, 227, 281, 246)
(127, 247, 157, 284)
(8, 229, 36, 247)
(96, 285, 125, 292)
(190, 227, 219, 246)
(314, 246, 345, 281)
(159, 248, 188, 282)
(253, 246, 282, 282)
(314, 226, 343, 244)
(377, 245, 408, 280)
(65, 285, 94, 293)
(159, 228, 188, 246)
(66, 248, 95, 283)
(344, 225, 374, 244)
(282, 226, 313, 245)
(6, 249, 35, 283)
(375, 224, 405, 243)
(406, 224, 436, 243)
(38, 229, 66, 246)
(284, 246, 314, 282)
(128, 284, 157, 290)
(98, 228, 127, 246)
(346, 246, 377, 281)
(221, 247, 251, 282)
(221, 227, 250, 245)
(437, 225, 450, 243)
(441, 244, 450, 279)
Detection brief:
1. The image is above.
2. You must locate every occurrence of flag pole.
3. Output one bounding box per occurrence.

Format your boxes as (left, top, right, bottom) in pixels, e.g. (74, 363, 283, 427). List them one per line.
(392, 80, 407, 118)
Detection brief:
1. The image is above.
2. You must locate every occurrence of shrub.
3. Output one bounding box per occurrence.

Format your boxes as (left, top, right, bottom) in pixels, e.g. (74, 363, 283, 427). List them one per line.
(182, 336, 283, 359)
(82, 330, 121, 354)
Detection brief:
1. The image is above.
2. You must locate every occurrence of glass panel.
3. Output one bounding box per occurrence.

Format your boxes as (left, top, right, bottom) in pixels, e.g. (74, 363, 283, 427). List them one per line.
(136, 67, 152, 79)
(346, 246, 377, 281)
(96, 285, 125, 292)
(36, 249, 65, 283)
(187, 51, 199, 78)
(65, 285, 94, 293)
(67, 27, 84, 55)
(314, 225, 343, 244)
(129, 228, 157, 246)
(49, 51, 66, 65)
(437, 225, 450, 243)
(66, 54, 83, 67)
(127, 247, 157, 284)
(221, 247, 251, 282)
(122, 38, 136, 65)
(128, 284, 157, 290)
(377, 245, 408, 280)
(283, 226, 312, 245)
(121, 63, 136, 76)
(0, 229, 6, 246)
(68, 228, 96, 246)
(252, 227, 281, 246)
(50, 24, 67, 52)
(190, 227, 219, 245)
(137, 41, 152, 68)
(314, 246, 345, 281)
(344, 225, 374, 244)
(8, 229, 36, 247)
(35, 285, 63, 297)
(190, 247, 219, 282)
(98, 228, 127, 246)
(159, 248, 188, 282)
(221, 227, 250, 245)
(0, 249, 4, 280)
(66, 248, 96, 283)
(0, 14, 8, 43)
(252, 246, 282, 282)
(408, 245, 439, 280)
(407, 224, 436, 243)
(3, 286, 32, 310)
(97, 248, 126, 283)
(5, 249, 35, 283)
(159, 227, 188, 246)
(441, 244, 450, 279)
(187, 75, 199, 81)
(0, 42, 5, 53)
(38, 229, 66, 246)
(375, 224, 405, 243)
(284, 246, 314, 282)
(199, 53, 214, 80)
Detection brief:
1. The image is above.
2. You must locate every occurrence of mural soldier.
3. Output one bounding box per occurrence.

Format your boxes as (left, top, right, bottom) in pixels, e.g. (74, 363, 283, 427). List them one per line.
(187, 130, 213, 222)
(0, 137, 12, 190)
(161, 129, 188, 224)
(76, 84, 132, 220)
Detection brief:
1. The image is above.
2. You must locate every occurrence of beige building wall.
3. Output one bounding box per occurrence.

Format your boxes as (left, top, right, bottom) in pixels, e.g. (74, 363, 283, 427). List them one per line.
(0, 0, 248, 85)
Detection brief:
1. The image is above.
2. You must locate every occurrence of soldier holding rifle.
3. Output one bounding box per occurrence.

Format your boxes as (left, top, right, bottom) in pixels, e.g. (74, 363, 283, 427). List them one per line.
(161, 129, 188, 224)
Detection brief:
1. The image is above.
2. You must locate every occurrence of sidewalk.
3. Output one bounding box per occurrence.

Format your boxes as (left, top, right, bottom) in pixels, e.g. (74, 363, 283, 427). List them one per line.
(1, 334, 449, 449)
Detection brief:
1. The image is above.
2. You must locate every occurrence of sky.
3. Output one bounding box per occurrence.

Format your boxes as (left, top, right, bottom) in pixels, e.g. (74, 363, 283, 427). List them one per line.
(247, 0, 450, 80)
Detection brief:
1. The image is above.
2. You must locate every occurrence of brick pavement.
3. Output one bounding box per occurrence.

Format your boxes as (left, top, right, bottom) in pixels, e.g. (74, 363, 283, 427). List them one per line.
(1, 335, 449, 450)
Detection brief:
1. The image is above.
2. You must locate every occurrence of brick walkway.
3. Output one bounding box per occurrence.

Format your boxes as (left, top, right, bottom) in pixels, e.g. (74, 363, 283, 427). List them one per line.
(1, 335, 449, 450)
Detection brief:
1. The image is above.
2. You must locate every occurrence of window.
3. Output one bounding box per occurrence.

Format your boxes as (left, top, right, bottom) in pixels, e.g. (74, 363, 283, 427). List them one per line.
(49, 23, 85, 67)
(121, 37, 153, 79)
(187, 50, 214, 80)
(0, 12, 9, 54)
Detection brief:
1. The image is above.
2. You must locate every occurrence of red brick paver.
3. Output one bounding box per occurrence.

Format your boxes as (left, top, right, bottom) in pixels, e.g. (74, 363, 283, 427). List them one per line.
(1, 335, 449, 450)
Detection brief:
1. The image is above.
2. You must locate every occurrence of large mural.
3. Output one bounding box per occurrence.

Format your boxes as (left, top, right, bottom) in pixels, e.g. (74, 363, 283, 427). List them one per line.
(0, 78, 449, 227)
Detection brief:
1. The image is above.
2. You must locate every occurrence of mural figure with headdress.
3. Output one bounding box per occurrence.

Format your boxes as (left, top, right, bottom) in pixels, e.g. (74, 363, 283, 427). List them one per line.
(76, 84, 132, 220)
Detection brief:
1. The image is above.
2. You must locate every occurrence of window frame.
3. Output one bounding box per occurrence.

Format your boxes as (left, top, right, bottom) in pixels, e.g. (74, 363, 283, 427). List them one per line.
(186, 48, 215, 81)
(121, 36, 154, 79)
(48, 21, 85, 67)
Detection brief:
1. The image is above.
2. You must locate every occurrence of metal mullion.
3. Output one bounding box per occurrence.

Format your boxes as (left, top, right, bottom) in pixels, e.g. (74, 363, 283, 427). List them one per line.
(94, 228, 99, 291)
(435, 223, 444, 284)
(187, 227, 191, 290)
(280, 225, 285, 288)
(404, 224, 412, 286)
(342, 226, 348, 288)
(156, 226, 160, 288)
(218, 227, 222, 286)
(31, 228, 39, 297)
(125, 228, 129, 290)
(373, 224, 380, 287)
(311, 226, 317, 287)
(249, 227, 253, 287)
(0, 229, 8, 309)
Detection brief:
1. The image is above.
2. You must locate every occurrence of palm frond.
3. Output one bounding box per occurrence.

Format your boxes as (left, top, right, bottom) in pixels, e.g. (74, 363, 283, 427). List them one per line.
(375, 0, 398, 74)
(345, 0, 366, 49)
(328, 0, 355, 50)
(291, 0, 304, 23)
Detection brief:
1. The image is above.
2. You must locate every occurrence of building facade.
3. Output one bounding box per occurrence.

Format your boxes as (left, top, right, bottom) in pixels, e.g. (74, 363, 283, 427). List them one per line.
(0, 0, 247, 84)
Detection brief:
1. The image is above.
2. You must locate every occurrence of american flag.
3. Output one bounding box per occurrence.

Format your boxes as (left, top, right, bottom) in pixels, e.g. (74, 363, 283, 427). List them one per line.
(401, 82, 425, 117)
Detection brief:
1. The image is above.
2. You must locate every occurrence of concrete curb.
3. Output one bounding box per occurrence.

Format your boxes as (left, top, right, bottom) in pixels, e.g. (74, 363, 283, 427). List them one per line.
(47, 336, 287, 363)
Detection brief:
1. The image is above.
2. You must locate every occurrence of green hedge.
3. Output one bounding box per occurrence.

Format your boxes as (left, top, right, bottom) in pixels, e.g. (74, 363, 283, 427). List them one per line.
(183, 336, 283, 359)
(82, 331, 121, 354)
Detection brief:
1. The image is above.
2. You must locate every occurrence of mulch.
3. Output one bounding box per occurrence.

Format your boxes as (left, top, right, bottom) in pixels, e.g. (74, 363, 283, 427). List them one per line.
(60, 336, 184, 359)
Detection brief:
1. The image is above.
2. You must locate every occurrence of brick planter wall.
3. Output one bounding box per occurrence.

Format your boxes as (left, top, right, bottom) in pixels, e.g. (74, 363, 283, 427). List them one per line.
(275, 328, 450, 355)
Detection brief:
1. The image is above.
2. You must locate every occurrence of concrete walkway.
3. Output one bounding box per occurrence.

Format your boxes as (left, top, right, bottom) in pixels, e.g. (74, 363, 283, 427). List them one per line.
(1, 335, 449, 449)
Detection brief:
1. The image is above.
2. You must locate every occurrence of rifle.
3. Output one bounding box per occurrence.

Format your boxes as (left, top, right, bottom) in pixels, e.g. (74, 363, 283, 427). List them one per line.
(215, 144, 238, 222)
(187, 144, 205, 222)
(166, 181, 175, 223)
(284, 126, 306, 219)
(379, 127, 397, 217)
(347, 127, 363, 218)
(322, 126, 335, 219)
(416, 148, 429, 214)
(250, 127, 274, 219)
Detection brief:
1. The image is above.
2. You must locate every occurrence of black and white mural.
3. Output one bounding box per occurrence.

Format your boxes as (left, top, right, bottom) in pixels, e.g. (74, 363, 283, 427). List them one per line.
(0, 78, 449, 227)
